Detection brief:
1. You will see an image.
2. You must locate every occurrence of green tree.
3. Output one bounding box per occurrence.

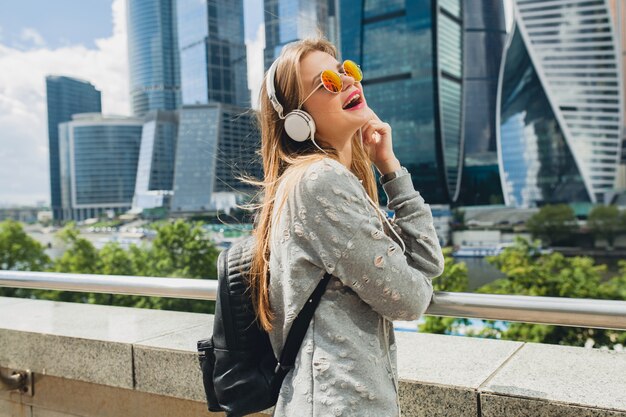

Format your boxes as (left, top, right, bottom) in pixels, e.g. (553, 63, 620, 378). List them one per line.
(0, 219, 51, 298)
(151, 219, 219, 279)
(472, 237, 626, 349)
(418, 248, 472, 334)
(587, 205, 624, 249)
(525, 204, 578, 246)
(148, 219, 219, 314)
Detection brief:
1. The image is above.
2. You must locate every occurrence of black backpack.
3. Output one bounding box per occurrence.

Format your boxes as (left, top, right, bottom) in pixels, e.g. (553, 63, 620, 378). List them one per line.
(197, 235, 331, 417)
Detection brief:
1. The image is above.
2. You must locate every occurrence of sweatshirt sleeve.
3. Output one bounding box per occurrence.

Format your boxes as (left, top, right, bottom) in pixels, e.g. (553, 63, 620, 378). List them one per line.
(288, 158, 444, 321)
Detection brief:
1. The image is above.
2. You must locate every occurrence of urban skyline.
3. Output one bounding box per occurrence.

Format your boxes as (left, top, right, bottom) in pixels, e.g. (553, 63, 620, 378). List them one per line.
(2, 1, 612, 208)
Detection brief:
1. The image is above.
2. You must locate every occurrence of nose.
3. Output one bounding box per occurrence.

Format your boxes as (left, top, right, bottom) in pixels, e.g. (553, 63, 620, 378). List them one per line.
(340, 73, 356, 91)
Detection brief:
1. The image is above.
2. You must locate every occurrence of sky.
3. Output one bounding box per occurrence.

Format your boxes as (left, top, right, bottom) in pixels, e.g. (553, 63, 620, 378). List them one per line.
(0, 0, 511, 208)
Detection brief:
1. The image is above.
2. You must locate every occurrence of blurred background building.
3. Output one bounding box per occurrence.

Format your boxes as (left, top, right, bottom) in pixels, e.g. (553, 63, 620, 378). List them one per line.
(498, 0, 623, 207)
(131, 110, 178, 213)
(177, 0, 250, 107)
(457, 0, 507, 206)
(170, 103, 259, 215)
(264, 0, 339, 70)
(58, 113, 143, 221)
(339, 0, 465, 205)
(126, 0, 181, 116)
(46, 76, 102, 222)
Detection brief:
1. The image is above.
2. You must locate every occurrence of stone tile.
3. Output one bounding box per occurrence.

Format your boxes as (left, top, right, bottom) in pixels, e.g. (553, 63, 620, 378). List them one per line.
(481, 393, 626, 417)
(135, 322, 213, 352)
(398, 382, 477, 417)
(32, 407, 83, 417)
(133, 345, 205, 402)
(0, 398, 30, 417)
(481, 342, 626, 412)
(0, 297, 208, 344)
(395, 331, 523, 388)
(13, 372, 236, 417)
(0, 330, 133, 389)
(0, 296, 32, 307)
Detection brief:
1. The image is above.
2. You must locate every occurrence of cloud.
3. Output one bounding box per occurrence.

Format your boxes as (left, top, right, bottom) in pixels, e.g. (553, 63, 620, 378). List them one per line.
(20, 28, 46, 47)
(0, 0, 130, 207)
(246, 22, 265, 109)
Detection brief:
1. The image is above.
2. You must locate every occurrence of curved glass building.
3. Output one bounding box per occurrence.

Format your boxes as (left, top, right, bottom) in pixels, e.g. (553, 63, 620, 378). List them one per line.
(127, 0, 181, 116)
(498, 0, 624, 207)
(340, 0, 464, 204)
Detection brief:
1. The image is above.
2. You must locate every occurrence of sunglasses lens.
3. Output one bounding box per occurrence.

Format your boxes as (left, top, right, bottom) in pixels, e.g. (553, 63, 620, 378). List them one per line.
(321, 70, 342, 93)
(343, 60, 363, 82)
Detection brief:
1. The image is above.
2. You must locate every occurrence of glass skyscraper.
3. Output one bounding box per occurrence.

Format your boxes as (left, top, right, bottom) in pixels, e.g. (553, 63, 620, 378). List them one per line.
(340, 0, 464, 204)
(46, 76, 101, 221)
(127, 0, 181, 116)
(58, 114, 143, 221)
(264, 0, 339, 70)
(132, 110, 178, 211)
(457, 0, 507, 206)
(498, 0, 623, 207)
(177, 0, 249, 107)
(170, 104, 261, 214)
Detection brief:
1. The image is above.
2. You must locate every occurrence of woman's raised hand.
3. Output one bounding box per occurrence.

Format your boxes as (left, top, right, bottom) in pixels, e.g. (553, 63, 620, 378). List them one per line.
(361, 108, 400, 175)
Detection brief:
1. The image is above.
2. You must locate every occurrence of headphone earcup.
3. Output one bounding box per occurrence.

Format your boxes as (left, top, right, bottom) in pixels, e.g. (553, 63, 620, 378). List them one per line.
(284, 110, 316, 142)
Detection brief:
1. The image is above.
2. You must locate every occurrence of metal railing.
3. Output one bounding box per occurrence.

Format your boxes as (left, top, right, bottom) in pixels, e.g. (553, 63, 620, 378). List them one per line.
(1, 270, 625, 331)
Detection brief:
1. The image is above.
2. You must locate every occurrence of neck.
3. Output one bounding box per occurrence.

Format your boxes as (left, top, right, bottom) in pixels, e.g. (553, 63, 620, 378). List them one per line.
(337, 140, 352, 170)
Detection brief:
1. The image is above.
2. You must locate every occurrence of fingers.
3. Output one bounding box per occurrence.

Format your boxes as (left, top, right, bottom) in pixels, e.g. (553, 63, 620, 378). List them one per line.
(362, 119, 391, 140)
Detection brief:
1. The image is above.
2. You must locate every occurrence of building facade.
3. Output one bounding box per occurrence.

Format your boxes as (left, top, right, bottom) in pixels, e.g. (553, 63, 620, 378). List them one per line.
(177, 0, 250, 107)
(457, 0, 507, 205)
(45, 76, 101, 221)
(126, 0, 181, 116)
(170, 104, 261, 214)
(339, 0, 464, 205)
(58, 114, 143, 221)
(498, 0, 624, 207)
(264, 0, 339, 70)
(607, 0, 626, 190)
(131, 110, 178, 212)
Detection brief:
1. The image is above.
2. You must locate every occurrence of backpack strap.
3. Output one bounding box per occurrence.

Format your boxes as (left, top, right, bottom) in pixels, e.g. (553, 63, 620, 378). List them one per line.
(275, 272, 333, 374)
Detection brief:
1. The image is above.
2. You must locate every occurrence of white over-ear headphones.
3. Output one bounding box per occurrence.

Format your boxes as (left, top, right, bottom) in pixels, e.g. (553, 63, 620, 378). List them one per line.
(266, 58, 318, 144)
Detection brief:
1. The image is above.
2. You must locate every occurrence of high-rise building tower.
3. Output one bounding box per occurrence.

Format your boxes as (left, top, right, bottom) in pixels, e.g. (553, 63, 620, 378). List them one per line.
(339, 0, 464, 204)
(126, 0, 181, 116)
(45, 75, 102, 221)
(457, 0, 507, 206)
(177, 0, 250, 107)
(498, 0, 624, 207)
(58, 114, 143, 221)
(264, 0, 339, 70)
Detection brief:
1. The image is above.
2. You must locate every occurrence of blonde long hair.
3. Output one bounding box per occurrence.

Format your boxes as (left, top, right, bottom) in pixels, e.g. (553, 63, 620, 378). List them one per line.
(239, 37, 381, 332)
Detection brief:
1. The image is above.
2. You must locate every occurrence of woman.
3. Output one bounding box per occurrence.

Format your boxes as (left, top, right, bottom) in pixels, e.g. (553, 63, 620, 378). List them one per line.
(247, 37, 445, 416)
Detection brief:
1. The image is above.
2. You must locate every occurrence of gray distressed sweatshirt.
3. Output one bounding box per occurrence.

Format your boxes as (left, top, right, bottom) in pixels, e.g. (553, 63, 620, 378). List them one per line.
(268, 157, 444, 416)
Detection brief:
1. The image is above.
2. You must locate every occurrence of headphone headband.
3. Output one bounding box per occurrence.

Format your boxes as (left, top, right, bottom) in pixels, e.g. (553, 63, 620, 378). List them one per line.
(266, 59, 284, 118)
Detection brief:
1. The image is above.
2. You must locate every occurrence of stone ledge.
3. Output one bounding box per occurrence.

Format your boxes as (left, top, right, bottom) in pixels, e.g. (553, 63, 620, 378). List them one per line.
(1, 296, 625, 416)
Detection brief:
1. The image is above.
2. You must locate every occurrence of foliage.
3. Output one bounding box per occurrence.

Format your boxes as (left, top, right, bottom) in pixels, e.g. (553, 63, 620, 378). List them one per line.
(586, 205, 624, 248)
(472, 237, 625, 349)
(1, 220, 218, 314)
(0, 219, 51, 298)
(526, 204, 578, 246)
(418, 247, 472, 334)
